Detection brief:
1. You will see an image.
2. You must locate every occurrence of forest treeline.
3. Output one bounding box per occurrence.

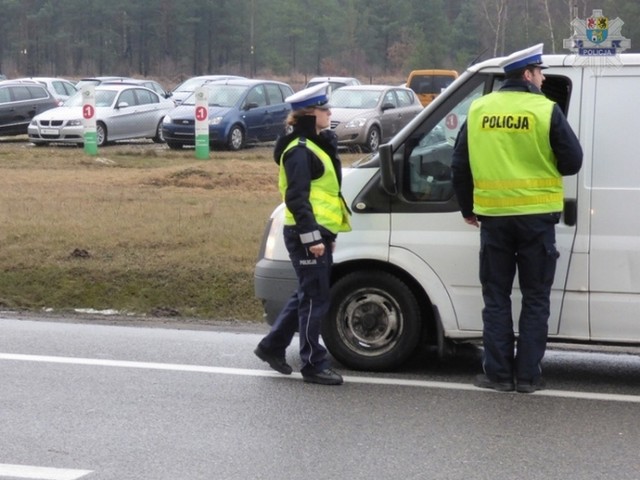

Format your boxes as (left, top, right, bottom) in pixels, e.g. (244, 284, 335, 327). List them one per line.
(0, 0, 638, 84)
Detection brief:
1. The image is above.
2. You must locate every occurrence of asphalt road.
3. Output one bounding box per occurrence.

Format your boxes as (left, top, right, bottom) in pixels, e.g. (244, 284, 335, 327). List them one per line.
(1, 314, 639, 480)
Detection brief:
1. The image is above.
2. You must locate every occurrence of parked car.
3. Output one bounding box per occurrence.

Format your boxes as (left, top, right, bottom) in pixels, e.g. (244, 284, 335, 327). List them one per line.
(306, 76, 361, 92)
(328, 84, 423, 152)
(162, 78, 294, 151)
(28, 84, 175, 146)
(8, 77, 78, 105)
(100, 78, 173, 102)
(406, 69, 458, 107)
(75, 76, 132, 89)
(0, 82, 59, 137)
(170, 75, 245, 105)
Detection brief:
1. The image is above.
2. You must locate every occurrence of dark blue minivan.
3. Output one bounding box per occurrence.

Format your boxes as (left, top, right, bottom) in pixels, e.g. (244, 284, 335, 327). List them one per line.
(162, 78, 293, 151)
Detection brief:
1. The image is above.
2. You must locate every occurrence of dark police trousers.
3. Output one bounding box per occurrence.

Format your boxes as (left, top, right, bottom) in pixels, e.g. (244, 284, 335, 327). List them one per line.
(258, 227, 332, 375)
(479, 213, 560, 383)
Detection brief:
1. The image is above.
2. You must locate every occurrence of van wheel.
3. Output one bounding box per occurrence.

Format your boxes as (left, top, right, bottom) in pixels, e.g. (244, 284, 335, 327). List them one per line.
(364, 126, 380, 152)
(323, 271, 421, 371)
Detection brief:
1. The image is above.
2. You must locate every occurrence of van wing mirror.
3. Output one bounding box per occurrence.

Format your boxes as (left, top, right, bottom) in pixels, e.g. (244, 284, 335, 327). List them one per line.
(563, 198, 577, 226)
(378, 143, 398, 196)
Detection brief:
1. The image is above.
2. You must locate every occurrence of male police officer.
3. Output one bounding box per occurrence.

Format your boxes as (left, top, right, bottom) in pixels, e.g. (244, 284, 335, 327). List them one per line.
(451, 44, 583, 393)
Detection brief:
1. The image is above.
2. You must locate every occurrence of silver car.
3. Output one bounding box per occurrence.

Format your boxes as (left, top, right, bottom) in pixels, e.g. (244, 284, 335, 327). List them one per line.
(329, 85, 423, 152)
(170, 75, 245, 105)
(28, 84, 175, 146)
(3, 77, 78, 105)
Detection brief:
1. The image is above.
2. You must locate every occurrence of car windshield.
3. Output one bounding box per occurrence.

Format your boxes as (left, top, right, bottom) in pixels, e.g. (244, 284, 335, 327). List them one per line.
(173, 78, 207, 92)
(65, 90, 117, 107)
(330, 89, 380, 109)
(181, 85, 247, 107)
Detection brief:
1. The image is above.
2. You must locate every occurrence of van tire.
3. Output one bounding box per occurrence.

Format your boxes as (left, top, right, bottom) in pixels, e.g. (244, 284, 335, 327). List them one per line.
(323, 271, 421, 371)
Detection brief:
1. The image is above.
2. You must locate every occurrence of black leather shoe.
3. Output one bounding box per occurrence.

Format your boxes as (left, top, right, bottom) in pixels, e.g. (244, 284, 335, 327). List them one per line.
(516, 377, 546, 393)
(474, 374, 515, 392)
(254, 346, 292, 375)
(302, 368, 343, 385)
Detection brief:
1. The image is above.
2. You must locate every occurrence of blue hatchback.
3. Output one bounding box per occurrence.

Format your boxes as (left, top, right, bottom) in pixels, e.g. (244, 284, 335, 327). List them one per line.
(162, 78, 293, 150)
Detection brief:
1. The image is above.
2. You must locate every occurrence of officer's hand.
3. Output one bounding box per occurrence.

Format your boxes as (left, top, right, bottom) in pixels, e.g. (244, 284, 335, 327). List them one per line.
(309, 243, 325, 258)
(464, 215, 479, 228)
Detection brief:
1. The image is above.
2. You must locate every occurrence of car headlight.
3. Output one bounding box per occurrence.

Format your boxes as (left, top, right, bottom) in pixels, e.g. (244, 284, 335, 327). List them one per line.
(345, 117, 367, 129)
(209, 116, 223, 126)
(30, 119, 37, 126)
(67, 119, 82, 126)
(163, 115, 172, 124)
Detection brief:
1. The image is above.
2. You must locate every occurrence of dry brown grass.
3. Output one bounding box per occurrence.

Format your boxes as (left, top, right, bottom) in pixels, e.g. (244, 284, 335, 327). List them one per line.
(0, 138, 361, 322)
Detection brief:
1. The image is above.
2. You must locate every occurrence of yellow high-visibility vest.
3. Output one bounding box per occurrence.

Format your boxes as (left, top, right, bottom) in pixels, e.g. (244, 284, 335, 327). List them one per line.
(468, 92, 562, 216)
(279, 137, 351, 233)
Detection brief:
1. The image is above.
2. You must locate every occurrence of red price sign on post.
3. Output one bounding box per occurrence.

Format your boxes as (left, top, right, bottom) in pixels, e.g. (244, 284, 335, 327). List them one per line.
(81, 85, 97, 155)
(194, 87, 209, 160)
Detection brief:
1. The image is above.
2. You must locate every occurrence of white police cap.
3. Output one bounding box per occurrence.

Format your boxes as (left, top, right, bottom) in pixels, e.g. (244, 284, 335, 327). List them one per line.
(500, 43, 548, 73)
(285, 82, 330, 110)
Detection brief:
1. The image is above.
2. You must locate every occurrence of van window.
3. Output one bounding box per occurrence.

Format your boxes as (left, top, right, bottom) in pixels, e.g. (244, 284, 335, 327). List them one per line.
(404, 83, 484, 202)
(402, 73, 573, 204)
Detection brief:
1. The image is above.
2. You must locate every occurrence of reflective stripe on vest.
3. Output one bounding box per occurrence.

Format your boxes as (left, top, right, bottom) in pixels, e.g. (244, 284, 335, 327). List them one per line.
(279, 137, 351, 234)
(468, 91, 562, 215)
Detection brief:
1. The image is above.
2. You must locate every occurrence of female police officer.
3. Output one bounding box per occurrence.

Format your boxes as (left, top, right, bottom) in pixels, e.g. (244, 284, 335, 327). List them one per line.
(254, 83, 351, 385)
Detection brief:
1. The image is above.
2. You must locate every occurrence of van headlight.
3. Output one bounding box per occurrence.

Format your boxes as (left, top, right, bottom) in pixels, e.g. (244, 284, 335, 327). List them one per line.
(264, 209, 284, 260)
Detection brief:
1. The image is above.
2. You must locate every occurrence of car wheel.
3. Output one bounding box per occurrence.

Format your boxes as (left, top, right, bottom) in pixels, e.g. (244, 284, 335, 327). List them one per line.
(322, 270, 422, 371)
(152, 120, 165, 143)
(226, 125, 244, 151)
(96, 122, 107, 147)
(166, 141, 183, 150)
(364, 126, 380, 153)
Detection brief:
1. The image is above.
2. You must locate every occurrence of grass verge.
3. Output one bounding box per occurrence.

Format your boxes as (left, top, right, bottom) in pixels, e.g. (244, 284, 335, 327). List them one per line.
(0, 140, 286, 321)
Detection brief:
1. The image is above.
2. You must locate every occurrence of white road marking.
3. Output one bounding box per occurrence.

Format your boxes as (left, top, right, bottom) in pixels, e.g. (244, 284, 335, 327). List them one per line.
(1, 352, 639, 404)
(0, 463, 92, 479)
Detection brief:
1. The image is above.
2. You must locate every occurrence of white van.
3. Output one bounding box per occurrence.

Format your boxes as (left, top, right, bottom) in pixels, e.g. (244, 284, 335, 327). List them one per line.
(254, 52, 640, 371)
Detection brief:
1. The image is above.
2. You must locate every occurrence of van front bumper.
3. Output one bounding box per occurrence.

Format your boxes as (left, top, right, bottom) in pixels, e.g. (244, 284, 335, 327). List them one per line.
(254, 258, 297, 325)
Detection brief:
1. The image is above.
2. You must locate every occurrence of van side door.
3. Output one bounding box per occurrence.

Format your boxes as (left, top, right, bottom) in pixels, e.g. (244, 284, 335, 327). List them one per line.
(584, 65, 640, 342)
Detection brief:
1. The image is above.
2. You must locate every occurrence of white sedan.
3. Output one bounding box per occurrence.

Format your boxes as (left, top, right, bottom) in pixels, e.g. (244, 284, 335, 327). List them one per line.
(28, 84, 175, 146)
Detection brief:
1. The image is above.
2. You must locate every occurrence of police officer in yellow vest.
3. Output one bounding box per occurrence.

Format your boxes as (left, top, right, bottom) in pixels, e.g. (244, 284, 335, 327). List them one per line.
(452, 44, 582, 393)
(254, 82, 351, 385)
